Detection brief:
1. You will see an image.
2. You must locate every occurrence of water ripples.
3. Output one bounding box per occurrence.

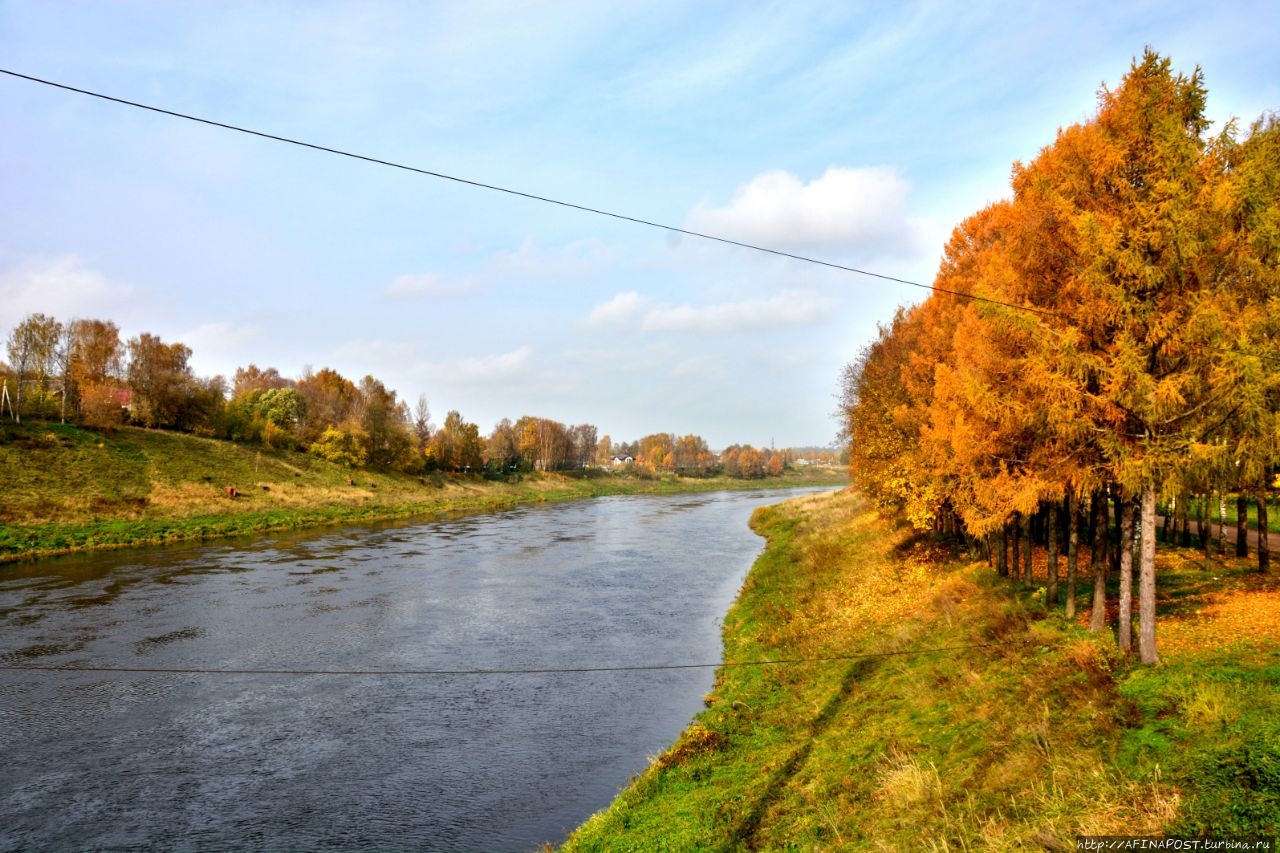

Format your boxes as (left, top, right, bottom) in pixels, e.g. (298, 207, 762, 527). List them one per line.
(0, 488, 827, 851)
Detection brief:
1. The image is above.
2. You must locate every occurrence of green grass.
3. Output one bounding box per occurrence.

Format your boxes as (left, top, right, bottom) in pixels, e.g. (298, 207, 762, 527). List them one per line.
(561, 489, 1279, 850)
(0, 421, 846, 564)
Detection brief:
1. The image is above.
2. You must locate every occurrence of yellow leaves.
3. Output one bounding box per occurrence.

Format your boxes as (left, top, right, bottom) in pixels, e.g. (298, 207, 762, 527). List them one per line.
(780, 493, 950, 655)
(1162, 587, 1280, 657)
(841, 51, 1277, 545)
(1150, 375, 1188, 416)
(1155, 549, 1280, 658)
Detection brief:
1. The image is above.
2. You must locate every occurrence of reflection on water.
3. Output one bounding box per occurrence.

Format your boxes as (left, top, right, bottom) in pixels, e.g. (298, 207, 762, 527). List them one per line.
(0, 488, 826, 851)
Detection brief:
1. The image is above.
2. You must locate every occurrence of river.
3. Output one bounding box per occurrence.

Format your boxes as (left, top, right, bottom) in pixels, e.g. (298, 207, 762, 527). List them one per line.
(0, 487, 826, 851)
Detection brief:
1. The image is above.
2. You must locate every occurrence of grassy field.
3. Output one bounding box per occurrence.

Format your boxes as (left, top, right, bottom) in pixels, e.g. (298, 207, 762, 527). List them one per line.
(563, 489, 1280, 850)
(0, 421, 846, 564)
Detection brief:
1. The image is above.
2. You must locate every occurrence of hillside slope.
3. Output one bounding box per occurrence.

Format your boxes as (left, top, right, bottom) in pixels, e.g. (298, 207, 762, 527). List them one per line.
(0, 422, 844, 563)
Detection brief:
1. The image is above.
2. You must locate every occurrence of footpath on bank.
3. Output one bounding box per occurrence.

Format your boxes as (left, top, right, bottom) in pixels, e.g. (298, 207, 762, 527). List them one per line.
(562, 489, 1280, 850)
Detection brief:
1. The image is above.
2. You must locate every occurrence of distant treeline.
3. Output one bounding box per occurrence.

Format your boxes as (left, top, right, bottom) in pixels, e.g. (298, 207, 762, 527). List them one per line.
(2, 312, 833, 476)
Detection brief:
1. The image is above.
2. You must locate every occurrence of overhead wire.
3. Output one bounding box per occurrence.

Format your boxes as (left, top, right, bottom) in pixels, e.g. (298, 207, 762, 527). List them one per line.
(3, 71, 1248, 678)
(6, 67, 1271, 364)
(1, 71, 1272, 374)
(0, 67, 1059, 320)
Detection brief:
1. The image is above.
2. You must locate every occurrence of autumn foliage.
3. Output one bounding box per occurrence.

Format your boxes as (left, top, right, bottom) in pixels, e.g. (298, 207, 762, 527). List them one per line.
(841, 51, 1280, 664)
(4, 324, 807, 481)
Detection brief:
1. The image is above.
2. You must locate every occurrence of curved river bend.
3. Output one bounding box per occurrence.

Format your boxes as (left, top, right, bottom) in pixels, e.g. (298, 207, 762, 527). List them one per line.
(0, 488, 825, 851)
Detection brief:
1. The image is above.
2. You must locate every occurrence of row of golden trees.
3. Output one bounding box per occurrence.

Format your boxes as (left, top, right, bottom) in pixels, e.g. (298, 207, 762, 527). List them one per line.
(840, 51, 1279, 664)
(3, 313, 801, 479)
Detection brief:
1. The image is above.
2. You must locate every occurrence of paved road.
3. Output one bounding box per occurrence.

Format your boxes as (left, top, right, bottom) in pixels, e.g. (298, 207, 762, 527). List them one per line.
(1163, 516, 1279, 551)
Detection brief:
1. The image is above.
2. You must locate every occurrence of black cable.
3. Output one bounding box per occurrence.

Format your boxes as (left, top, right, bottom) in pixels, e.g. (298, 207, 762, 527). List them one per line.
(0, 67, 1057, 320)
(0, 641, 1012, 678)
(4, 67, 1268, 366)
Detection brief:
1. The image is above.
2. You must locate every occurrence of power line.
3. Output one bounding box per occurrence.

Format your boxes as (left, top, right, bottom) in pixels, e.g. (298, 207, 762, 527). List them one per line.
(0, 66, 1053, 320)
(4, 68, 1269, 366)
(0, 641, 1012, 678)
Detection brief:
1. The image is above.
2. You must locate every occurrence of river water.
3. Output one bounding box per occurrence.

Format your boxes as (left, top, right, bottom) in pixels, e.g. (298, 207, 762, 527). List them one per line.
(0, 487, 825, 851)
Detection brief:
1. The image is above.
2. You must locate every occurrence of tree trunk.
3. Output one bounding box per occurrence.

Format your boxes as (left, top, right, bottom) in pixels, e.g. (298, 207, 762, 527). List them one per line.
(1022, 511, 1033, 588)
(1011, 515, 1021, 582)
(1066, 492, 1079, 618)
(1197, 493, 1211, 559)
(1138, 483, 1159, 665)
(1217, 493, 1227, 555)
(1258, 491, 1270, 573)
(1118, 497, 1135, 655)
(1047, 502, 1059, 605)
(1179, 494, 1190, 547)
(1111, 490, 1123, 573)
(1089, 490, 1109, 634)
(996, 527, 1008, 577)
(1236, 494, 1249, 558)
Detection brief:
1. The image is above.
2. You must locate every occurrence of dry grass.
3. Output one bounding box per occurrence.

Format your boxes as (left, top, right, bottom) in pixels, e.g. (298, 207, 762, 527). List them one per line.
(566, 488, 1260, 851)
(876, 748, 942, 807)
(654, 724, 727, 770)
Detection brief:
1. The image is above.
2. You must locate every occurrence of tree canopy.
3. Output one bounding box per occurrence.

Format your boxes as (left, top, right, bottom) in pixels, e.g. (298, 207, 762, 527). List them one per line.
(840, 51, 1280, 664)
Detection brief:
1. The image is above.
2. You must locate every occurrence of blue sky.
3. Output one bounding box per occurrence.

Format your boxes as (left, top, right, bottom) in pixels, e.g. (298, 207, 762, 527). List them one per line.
(2, 1, 1277, 448)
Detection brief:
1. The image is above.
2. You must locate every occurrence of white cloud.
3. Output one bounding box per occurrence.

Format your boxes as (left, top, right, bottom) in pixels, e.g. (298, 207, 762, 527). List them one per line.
(643, 290, 830, 334)
(490, 237, 616, 280)
(177, 321, 268, 380)
(387, 238, 615, 302)
(583, 291, 648, 328)
(0, 254, 135, 320)
(426, 346, 536, 386)
(685, 166, 923, 253)
(183, 321, 265, 350)
(670, 354, 726, 380)
(584, 289, 832, 335)
(333, 338, 422, 365)
(385, 272, 476, 299)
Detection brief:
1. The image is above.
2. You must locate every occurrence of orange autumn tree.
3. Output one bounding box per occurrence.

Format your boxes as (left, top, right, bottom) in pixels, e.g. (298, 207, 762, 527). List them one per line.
(1039, 50, 1240, 663)
(1203, 114, 1280, 573)
(842, 300, 951, 530)
(924, 200, 1096, 593)
(841, 50, 1279, 665)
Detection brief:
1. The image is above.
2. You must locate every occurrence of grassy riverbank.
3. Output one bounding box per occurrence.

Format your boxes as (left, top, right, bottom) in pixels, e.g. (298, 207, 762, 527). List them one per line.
(563, 489, 1280, 849)
(0, 422, 845, 565)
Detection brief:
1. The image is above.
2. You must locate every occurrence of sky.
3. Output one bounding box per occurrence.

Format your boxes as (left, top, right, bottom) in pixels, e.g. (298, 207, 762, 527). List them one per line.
(2, 1, 1277, 449)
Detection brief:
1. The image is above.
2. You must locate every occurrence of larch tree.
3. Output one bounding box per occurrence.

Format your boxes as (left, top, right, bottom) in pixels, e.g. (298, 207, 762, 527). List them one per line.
(1206, 114, 1280, 572)
(842, 297, 957, 530)
(838, 50, 1276, 665)
(995, 50, 1237, 662)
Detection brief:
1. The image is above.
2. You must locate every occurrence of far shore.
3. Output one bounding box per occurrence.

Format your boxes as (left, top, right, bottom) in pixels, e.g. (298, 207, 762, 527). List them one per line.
(0, 422, 846, 566)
